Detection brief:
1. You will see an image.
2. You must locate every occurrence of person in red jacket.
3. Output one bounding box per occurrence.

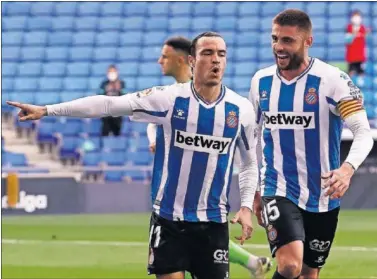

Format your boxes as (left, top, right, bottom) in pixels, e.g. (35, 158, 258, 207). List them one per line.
(345, 10, 369, 76)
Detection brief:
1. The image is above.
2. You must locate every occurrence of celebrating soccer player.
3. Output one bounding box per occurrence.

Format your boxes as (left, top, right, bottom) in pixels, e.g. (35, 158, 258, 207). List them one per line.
(249, 9, 374, 279)
(8, 32, 259, 279)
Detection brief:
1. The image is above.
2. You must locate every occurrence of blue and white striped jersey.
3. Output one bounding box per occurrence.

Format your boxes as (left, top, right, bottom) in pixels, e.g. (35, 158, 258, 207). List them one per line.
(249, 58, 363, 213)
(129, 82, 256, 223)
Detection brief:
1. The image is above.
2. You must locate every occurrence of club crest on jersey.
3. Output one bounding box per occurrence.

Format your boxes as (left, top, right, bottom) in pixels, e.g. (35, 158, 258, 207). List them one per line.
(305, 88, 318, 105)
(267, 225, 278, 242)
(226, 111, 238, 128)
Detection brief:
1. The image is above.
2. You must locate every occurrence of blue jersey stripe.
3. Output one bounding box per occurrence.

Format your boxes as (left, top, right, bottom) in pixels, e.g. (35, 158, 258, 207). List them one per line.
(326, 96, 338, 107)
(240, 125, 250, 150)
(151, 125, 164, 204)
(132, 109, 168, 117)
(259, 76, 277, 197)
(278, 83, 300, 204)
(159, 97, 190, 219)
(207, 102, 239, 222)
(328, 110, 342, 210)
(303, 75, 322, 211)
(183, 105, 215, 221)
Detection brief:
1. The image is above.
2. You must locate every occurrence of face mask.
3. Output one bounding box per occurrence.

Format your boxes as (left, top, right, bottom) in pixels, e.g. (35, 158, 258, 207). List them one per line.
(351, 15, 362, 26)
(108, 72, 118, 82)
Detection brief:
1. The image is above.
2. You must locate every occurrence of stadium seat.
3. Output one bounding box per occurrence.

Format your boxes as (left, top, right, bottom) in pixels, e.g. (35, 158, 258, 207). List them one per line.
(123, 17, 145, 31)
(101, 2, 124, 16)
(51, 17, 75, 31)
(18, 62, 42, 77)
(102, 150, 127, 166)
(69, 47, 93, 61)
(143, 32, 167, 46)
(328, 32, 345, 47)
(20, 47, 44, 62)
(2, 31, 23, 46)
(127, 137, 150, 152)
(81, 151, 101, 166)
(313, 32, 327, 46)
(124, 170, 148, 181)
(139, 62, 161, 76)
(88, 77, 103, 91)
(3, 47, 20, 62)
(82, 119, 102, 137)
(124, 2, 148, 16)
(168, 17, 191, 32)
(2, 16, 27, 31)
(2, 152, 28, 167)
(55, 2, 77, 16)
(311, 17, 326, 32)
(283, 2, 305, 10)
(234, 62, 258, 76)
(14, 77, 38, 91)
(102, 136, 128, 151)
(63, 77, 88, 91)
(310, 47, 327, 61)
(261, 2, 284, 16)
(48, 32, 73, 46)
(34, 92, 60, 105)
(141, 46, 160, 62)
(119, 31, 143, 46)
(327, 47, 345, 61)
(99, 17, 122, 31)
(95, 32, 120, 46)
(39, 77, 63, 91)
(24, 31, 48, 46)
(127, 151, 151, 166)
(374, 2, 377, 16)
(136, 77, 159, 91)
(26, 17, 52, 31)
(237, 18, 260, 32)
(77, 2, 101, 16)
(145, 17, 169, 31)
(60, 92, 86, 102)
(6, 2, 31, 16)
(91, 62, 110, 77)
(216, 2, 238, 16)
(3, 63, 17, 77)
(30, 2, 55, 16)
(93, 47, 117, 61)
(42, 62, 66, 77)
(104, 171, 125, 182)
(74, 17, 98, 31)
(328, 2, 349, 17)
(36, 120, 57, 144)
(79, 136, 101, 152)
(192, 17, 214, 32)
(238, 2, 260, 16)
(148, 2, 169, 16)
(170, 3, 192, 16)
(57, 136, 83, 160)
(72, 32, 95, 46)
(2, 78, 14, 92)
(350, 2, 371, 16)
(214, 17, 237, 31)
(235, 47, 258, 62)
(45, 47, 69, 61)
(328, 18, 348, 32)
(66, 62, 90, 77)
(260, 17, 274, 32)
(193, 2, 216, 16)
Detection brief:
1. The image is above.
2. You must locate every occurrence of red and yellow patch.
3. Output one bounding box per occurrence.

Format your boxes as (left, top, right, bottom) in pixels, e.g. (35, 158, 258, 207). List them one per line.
(338, 99, 364, 119)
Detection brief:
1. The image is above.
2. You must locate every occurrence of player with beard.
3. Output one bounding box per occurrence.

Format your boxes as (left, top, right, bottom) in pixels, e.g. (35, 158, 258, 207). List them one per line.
(148, 36, 272, 279)
(249, 9, 373, 279)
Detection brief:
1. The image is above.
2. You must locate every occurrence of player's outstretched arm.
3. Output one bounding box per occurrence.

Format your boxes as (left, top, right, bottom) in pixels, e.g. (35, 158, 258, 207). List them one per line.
(7, 94, 134, 121)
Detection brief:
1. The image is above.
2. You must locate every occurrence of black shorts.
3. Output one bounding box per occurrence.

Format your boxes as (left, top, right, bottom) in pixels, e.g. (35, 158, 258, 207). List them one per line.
(147, 212, 229, 279)
(348, 62, 364, 75)
(261, 196, 340, 268)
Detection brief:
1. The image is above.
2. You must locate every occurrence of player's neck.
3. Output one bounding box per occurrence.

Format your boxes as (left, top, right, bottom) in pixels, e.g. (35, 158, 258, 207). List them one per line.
(174, 67, 192, 84)
(280, 57, 311, 81)
(193, 81, 222, 104)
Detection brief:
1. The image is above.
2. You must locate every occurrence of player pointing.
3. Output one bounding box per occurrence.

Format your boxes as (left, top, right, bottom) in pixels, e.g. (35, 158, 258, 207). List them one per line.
(249, 9, 374, 279)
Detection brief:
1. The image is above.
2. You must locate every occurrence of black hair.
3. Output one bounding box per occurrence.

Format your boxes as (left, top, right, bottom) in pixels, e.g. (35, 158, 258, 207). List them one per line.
(189, 31, 223, 56)
(273, 9, 312, 33)
(164, 36, 192, 55)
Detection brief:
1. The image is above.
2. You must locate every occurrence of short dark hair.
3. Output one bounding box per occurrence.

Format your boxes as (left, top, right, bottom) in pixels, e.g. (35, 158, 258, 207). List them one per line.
(108, 64, 117, 70)
(189, 31, 223, 56)
(273, 9, 312, 33)
(164, 36, 192, 55)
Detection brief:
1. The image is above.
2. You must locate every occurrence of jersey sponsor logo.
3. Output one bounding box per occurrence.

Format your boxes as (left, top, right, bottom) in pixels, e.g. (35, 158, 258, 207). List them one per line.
(309, 239, 331, 252)
(226, 111, 238, 128)
(213, 249, 229, 264)
(263, 112, 315, 129)
(174, 130, 231, 154)
(305, 88, 318, 105)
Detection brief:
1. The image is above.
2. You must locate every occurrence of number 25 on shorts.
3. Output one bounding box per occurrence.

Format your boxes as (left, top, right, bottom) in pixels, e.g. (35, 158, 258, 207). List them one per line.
(263, 199, 281, 226)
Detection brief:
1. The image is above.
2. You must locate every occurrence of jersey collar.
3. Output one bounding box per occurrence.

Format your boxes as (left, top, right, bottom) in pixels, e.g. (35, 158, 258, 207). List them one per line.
(190, 82, 226, 108)
(276, 57, 315, 85)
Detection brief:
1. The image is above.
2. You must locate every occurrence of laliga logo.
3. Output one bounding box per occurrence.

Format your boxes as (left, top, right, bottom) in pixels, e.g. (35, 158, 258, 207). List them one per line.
(213, 249, 229, 264)
(2, 191, 48, 213)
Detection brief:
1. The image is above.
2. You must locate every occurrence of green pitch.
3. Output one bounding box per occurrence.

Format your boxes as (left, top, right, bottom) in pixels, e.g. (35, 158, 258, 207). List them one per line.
(2, 210, 377, 279)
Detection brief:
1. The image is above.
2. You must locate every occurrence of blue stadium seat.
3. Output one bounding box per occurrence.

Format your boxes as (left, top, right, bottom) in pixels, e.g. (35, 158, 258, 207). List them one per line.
(139, 62, 161, 76)
(148, 2, 169, 16)
(365, 63, 374, 75)
(124, 170, 148, 181)
(88, 77, 103, 90)
(130, 122, 148, 135)
(3, 152, 28, 167)
(127, 151, 151, 166)
(23, 31, 48, 46)
(3, 47, 20, 62)
(2, 78, 13, 92)
(124, 78, 136, 92)
(39, 78, 63, 91)
(328, 2, 349, 17)
(136, 77, 159, 91)
(102, 150, 127, 165)
(99, 17, 122, 31)
(6, 2, 31, 15)
(57, 136, 83, 160)
(216, 2, 238, 16)
(313, 32, 327, 46)
(102, 136, 128, 151)
(26, 17, 52, 31)
(82, 119, 102, 136)
(91, 62, 110, 77)
(306, 2, 327, 16)
(20, 46, 45, 61)
(237, 18, 260, 32)
(56, 118, 83, 136)
(123, 17, 145, 31)
(311, 17, 326, 32)
(215, 17, 237, 31)
(284, 2, 305, 10)
(328, 32, 345, 46)
(124, 2, 148, 16)
(193, 2, 216, 16)
(350, 2, 371, 16)
(146, 17, 169, 31)
(260, 17, 274, 32)
(224, 63, 235, 76)
(168, 17, 191, 32)
(30, 2, 55, 16)
(60, 92, 86, 102)
(51, 17, 75, 31)
(119, 31, 143, 46)
(77, 2, 101, 16)
(96, 32, 120, 46)
(93, 47, 117, 61)
(81, 151, 101, 166)
(239, 2, 260, 16)
(328, 18, 348, 32)
(48, 32, 73, 46)
(192, 17, 214, 32)
(143, 31, 167, 46)
(234, 62, 258, 76)
(233, 77, 252, 93)
(34, 92, 60, 105)
(79, 136, 101, 152)
(11, 92, 34, 104)
(18, 62, 42, 77)
(310, 47, 326, 61)
(3, 63, 17, 77)
(45, 47, 69, 61)
(127, 137, 149, 152)
(66, 62, 90, 77)
(327, 47, 345, 61)
(69, 47, 93, 61)
(42, 62, 66, 77)
(14, 78, 38, 91)
(235, 47, 258, 61)
(374, 2, 377, 16)
(170, 2, 192, 16)
(101, 2, 124, 16)
(63, 77, 88, 91)
(2, 16, 27, 31)
(104, 171, 125, 182)
(55, 2, 78, 16)
(74, 17, 98, 31)
(2, 31, 23, 46)
(221, 32, 236, 47)
(72, 32, 95, 46)
(236, 32, 260, 46)
(141, 46, 160, 61)
(261, 2, 284, 16)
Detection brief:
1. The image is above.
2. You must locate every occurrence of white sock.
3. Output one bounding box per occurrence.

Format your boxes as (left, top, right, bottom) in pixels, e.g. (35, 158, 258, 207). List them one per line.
(247, 254, 261, 271)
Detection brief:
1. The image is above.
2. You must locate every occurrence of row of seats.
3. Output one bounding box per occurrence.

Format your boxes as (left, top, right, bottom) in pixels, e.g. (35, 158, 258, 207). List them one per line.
(3, 2, 377, 17)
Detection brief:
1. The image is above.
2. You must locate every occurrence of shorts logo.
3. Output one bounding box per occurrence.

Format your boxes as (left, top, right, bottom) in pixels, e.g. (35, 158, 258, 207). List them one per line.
(213, 249, 229, 264)
(267, 225, 278, 241)
(309, 239, 331, 252)
(263, 112, 315, 129)
(315, 256, 325, 264)
(226, 111, 238, 128)
(305, 88, 318, 105)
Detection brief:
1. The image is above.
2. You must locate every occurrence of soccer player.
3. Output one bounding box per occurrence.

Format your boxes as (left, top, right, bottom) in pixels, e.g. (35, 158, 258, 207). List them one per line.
(249, 9, 374, 279)
(8, 32, 258, 279)
(148, 36, 272, 279)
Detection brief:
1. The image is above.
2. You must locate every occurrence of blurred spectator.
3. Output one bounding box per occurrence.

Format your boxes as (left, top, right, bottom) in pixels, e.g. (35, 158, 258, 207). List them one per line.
(345, 10, 369, 77)
(99, 65, 125, 136)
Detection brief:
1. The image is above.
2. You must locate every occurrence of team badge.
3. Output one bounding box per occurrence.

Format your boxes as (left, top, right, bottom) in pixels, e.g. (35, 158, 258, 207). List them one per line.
(226, 111, 238, 128)
(136, 88, 153, 98)
(267, 225, 278, 241)
(305, 88, 318, 105)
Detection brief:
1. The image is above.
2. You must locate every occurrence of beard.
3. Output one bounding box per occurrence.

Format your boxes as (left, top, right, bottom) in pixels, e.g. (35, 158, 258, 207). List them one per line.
(275, 51, 305, 71)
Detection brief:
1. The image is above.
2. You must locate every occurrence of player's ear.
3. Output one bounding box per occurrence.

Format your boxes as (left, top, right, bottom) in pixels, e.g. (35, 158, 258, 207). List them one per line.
(188, 55, 195, 69)
(305, 35, 313, 48)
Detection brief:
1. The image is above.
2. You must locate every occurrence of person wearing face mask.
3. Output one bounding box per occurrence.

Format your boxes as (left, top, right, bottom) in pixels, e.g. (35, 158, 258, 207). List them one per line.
(99, 65, 126, 136)
(345, 11, 370, 77)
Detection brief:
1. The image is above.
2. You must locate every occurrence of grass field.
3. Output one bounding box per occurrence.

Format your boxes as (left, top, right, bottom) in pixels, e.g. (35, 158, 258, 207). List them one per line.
(2, 210, 377, 279)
